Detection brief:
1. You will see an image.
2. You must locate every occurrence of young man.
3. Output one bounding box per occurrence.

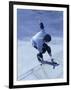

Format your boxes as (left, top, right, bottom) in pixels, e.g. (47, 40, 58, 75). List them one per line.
(31, 22, 53, 63)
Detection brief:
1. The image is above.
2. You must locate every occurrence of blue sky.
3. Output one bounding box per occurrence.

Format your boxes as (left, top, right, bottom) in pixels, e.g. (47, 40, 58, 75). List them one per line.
(17, 9, 63, 41)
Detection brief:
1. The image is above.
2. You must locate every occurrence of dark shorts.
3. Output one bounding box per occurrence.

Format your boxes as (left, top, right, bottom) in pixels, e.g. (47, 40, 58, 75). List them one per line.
(42, 43, 51, 54)
(33, 42, 51, 55)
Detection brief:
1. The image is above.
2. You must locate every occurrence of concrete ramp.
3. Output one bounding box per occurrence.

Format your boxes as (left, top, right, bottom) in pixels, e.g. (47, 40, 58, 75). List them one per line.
(18, 61, 62, 80)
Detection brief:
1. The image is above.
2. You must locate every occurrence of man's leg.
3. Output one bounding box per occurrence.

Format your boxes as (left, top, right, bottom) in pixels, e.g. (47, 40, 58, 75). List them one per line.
(37, 53, 43, 62)
(37, 44, 47, 62)
(43, 43, 52, 57)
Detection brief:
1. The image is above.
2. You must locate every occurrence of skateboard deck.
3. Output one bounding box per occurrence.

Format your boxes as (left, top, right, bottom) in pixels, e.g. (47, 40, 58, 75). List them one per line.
(39, 60, 59, 69)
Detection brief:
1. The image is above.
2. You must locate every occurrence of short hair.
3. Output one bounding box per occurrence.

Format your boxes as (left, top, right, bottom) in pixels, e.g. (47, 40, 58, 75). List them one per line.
(43, 34, 51, 42)
(40, 22, 44, 29)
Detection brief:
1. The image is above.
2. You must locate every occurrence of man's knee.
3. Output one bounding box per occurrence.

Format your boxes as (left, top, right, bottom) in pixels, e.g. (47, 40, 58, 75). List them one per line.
(37, 53, 43, 61)
(37, 53, 42, 58)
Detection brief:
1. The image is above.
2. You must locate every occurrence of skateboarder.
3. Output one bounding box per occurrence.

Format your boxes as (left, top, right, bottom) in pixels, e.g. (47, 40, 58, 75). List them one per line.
(31, 22, 54, 63)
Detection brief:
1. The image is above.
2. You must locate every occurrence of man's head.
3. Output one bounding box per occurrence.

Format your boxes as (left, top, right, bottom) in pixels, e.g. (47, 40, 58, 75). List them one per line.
(43, 34, 51, 43)
(40, 22, 44, 29)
